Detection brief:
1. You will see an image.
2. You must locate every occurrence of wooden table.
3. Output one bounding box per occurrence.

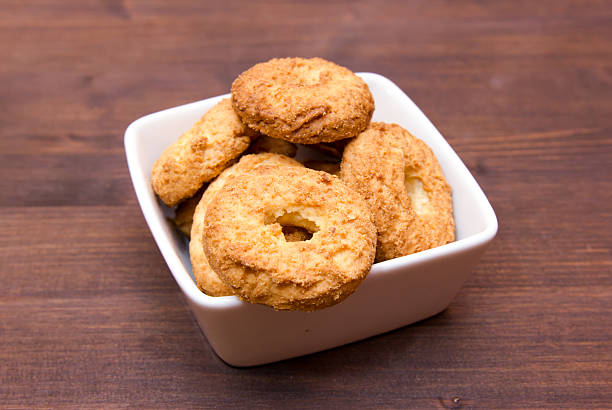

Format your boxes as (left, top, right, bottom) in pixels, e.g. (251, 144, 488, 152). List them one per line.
(2, 1, 610, 408)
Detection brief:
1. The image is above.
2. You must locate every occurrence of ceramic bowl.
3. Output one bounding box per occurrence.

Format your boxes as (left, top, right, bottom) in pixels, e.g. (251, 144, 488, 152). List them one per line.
(124, 73, 498, 366)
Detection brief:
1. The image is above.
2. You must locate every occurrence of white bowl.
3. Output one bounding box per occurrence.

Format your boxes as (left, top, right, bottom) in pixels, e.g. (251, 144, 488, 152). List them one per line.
(124, 73, 498, 367)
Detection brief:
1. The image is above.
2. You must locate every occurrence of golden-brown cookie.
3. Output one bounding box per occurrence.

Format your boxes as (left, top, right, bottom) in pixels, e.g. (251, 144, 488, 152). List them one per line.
(173, 188, 205, 237)
(231, 57, 374, 144)
(247, 135, 297, 157)
(309, 138, 352, 159)
(303, 160, 341, 176)
(341, 122, 455, 262)
(151, 98, 256, 206)
(190, 153, 303, 297)
(203, 165, 377, 311)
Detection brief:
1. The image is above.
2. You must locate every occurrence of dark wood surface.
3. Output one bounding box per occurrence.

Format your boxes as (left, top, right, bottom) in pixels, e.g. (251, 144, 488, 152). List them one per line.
(1, 1, 611, 408)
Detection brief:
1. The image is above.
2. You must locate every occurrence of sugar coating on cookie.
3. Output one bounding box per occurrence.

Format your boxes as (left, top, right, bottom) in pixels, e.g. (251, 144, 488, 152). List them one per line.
(190, 153, 303, 297)
(341, 122, 455, 262)
(151, 98, 256, 206)
(203, 166, 377, 310)
(231, 57, 374, 144)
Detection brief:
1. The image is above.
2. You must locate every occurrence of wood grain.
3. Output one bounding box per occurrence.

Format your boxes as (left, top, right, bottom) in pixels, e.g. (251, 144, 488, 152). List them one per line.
(1, 0, 611, 408)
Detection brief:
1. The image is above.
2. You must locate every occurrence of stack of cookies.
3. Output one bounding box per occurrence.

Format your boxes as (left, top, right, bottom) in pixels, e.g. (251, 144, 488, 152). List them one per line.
(151, 57, 455, 311)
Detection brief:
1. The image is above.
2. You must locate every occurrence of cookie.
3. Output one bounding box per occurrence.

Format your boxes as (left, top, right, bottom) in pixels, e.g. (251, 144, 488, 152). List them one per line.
(247, 135, 297, 158)
(231, 57, 374, 144)
(341, 122, 455, 262)
(190, 153, 303, 296)
(303, 160, 341, 176)
(203, 165, 377, 311)
(309, 138, 352, 159)
(151, 98, 256, 206)
(173, 188, 205, 237)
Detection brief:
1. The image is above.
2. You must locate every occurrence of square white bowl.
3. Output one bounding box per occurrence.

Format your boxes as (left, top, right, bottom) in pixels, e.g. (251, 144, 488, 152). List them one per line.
(124, 73, 498, 367)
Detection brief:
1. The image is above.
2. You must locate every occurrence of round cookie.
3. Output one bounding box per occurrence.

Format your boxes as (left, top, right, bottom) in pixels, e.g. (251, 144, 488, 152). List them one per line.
(203, 166, 377, 311)
(190, 153, 303, 297)
(341, 122, 455, 262)
(309, 137, 352, 159)
(151, 98, 257, 206)
(303, 160, 341, 176)
(247, 135, 297, 158)
(231, 57, 374, 144)
(173, 187, 205, 238)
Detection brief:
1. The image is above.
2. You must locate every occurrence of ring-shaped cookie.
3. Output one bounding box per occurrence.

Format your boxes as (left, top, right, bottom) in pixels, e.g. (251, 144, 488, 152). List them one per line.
(151, 98, 257, 206)
(303, 160, 341, 176)
(246, 135, 297, 158)
(173, 187, 205, 237)
(231, 57, 374, 144)
(203, 166, 377, 310)
(190, 153, 303, 297)
(341, 122, 455, 262)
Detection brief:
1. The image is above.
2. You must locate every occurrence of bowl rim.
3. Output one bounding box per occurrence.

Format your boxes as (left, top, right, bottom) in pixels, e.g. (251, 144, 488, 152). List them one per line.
(124, 72, 498, 312)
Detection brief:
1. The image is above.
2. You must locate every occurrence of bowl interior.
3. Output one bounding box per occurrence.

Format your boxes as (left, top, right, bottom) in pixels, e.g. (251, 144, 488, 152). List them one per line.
(124, 73, 497, 307)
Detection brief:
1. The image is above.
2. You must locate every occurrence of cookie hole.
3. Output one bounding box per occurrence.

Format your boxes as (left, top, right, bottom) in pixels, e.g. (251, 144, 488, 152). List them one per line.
(404, 167, 431, 216)
(282, 226, 313, 242)
(266, 211, 319, 242)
